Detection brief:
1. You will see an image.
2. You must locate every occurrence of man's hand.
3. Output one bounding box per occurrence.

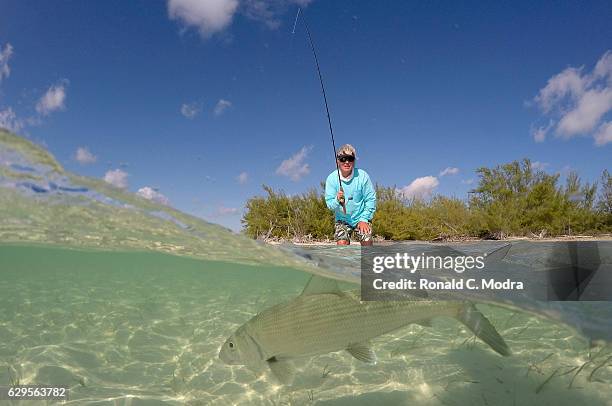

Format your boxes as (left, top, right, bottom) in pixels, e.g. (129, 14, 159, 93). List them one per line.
(336, 190, 345, 204)
(356, 221, 371, 234)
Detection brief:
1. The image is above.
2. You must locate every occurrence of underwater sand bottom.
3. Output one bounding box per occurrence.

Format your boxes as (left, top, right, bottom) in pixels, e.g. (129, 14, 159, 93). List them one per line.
(0, 251, 611, 405)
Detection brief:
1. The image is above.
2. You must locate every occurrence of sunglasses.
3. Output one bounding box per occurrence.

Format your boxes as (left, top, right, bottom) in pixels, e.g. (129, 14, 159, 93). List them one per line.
(337, 155, 355, 163)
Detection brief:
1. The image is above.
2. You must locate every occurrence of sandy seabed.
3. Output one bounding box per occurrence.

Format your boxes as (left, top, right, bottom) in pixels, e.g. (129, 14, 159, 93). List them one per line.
(0, 245, 611, 405)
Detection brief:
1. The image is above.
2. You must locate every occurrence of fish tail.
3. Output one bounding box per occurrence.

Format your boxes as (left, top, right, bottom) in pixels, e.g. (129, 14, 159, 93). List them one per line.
(456, 302, 511, 356)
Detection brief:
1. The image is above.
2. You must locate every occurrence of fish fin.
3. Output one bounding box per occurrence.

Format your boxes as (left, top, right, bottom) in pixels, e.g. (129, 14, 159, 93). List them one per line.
(484, 244, 510, 264)
(415, 319, 432, 327)
(457, 302, 511, 356)
(267, 357, 295, 385)
(346, 342, 377, 364)
(300, 275, 342, 296)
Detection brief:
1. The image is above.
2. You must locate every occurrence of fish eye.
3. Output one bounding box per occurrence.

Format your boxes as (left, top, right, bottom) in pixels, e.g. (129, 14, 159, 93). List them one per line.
(228, 341, 234, 349)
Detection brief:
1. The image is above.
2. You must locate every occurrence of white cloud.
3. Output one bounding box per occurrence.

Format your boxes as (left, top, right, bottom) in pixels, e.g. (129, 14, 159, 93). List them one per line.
(74, 147, 97, 165)
(237, 171, 248, 184)
(397, 176, 439, 200)
(531, 50, 612, 146)
(137, 186, 170, 205)
(0, 43, 13, 83)
(531, 161, 549, 170)
(218, 206, 239, 215)
(0, 108, 23, 133)
(531, 120, 554, 143)
(0, 45, 22, 134)
(594, 121, 612, 146)
(532, 127, 547, 143)
(167, 0, 313, 38)
(534, 67, 585, 113)
(461, 179, 474, 185)
(439, 167, 459, 177)
(241, 0, 281, 29)
(0, 48, 63, 133)
(276, 146, 311, 182)
(36, 82, 67, 116)
(168, 0, 239, 38)
(242, 0, 315, 29)
(213, 99, 232, 116)
(593, 51, 612, 82)
(181, 102, 201, 119)
(104, 169, 129, 189)
(556, 88, 612, 136)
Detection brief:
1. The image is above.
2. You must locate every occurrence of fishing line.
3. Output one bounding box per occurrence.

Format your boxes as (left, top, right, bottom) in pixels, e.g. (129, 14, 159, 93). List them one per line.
(291, 8, 301, 34)
(293, 8, 346, 213)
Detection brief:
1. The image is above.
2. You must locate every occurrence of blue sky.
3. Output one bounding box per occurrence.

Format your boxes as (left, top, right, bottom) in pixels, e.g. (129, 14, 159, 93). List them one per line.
(1, 0, 610, 231)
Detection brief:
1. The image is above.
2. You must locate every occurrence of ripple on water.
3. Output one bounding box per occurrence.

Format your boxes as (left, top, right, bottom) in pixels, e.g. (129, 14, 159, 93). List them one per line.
(0, 244, 611, 405)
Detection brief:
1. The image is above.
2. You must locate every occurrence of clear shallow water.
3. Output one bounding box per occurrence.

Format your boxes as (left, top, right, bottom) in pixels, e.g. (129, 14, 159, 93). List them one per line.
(1, 244, 611, 405)
(1, 131, 612, 404)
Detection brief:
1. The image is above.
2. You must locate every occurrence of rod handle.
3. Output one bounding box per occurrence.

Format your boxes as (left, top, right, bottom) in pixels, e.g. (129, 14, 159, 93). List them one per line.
(338, 186, 346, 214)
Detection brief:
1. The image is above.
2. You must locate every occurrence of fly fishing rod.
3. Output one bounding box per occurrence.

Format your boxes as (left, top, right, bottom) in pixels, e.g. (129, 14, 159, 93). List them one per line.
(295, 8, 346, 214)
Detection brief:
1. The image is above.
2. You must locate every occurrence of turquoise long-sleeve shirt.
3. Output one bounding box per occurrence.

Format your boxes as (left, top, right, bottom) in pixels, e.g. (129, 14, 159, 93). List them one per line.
(325, 168, 376, 227)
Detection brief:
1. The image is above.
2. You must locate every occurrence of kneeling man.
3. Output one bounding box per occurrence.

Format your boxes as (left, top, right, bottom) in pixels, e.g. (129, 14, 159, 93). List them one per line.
(325, 144, 376, 246)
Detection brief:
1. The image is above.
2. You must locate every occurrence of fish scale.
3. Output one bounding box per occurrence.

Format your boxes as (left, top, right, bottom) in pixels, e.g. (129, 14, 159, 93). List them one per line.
(250, 292, 461, 359)
(219, 275, 510, 384)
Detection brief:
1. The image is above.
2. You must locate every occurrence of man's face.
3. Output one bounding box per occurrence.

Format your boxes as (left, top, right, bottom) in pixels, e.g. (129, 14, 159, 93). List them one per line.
(337, 154, 354, 175)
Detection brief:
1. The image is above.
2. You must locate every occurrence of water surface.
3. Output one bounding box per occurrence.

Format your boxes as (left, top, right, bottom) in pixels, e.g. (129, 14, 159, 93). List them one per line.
(1, 131, 611, 405)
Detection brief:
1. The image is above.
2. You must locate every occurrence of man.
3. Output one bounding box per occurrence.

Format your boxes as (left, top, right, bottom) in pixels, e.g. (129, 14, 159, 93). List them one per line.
(325, 144, 376, 246)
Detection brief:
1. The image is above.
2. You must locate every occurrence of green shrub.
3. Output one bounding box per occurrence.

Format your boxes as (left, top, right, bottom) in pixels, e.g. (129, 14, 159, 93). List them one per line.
(241, 160, 611, 240)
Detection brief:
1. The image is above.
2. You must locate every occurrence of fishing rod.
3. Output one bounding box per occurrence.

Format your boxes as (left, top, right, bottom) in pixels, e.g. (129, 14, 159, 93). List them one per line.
(295, 8, 346, 214)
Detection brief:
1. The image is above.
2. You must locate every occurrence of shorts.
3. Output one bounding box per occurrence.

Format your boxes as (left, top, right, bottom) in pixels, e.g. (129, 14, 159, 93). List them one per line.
(334, 221, 372, 243)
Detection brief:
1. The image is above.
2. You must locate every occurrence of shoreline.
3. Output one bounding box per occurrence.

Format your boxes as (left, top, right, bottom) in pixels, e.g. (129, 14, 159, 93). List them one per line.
(261, 234, 612, 246)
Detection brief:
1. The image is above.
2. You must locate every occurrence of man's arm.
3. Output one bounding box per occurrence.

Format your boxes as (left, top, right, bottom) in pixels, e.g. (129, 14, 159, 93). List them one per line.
(325, 176, 340, 211)
(359, 172, 377, 222)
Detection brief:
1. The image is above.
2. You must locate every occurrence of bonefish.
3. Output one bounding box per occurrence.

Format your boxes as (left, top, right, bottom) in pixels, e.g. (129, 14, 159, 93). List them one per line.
(219, 275, 511, 384)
